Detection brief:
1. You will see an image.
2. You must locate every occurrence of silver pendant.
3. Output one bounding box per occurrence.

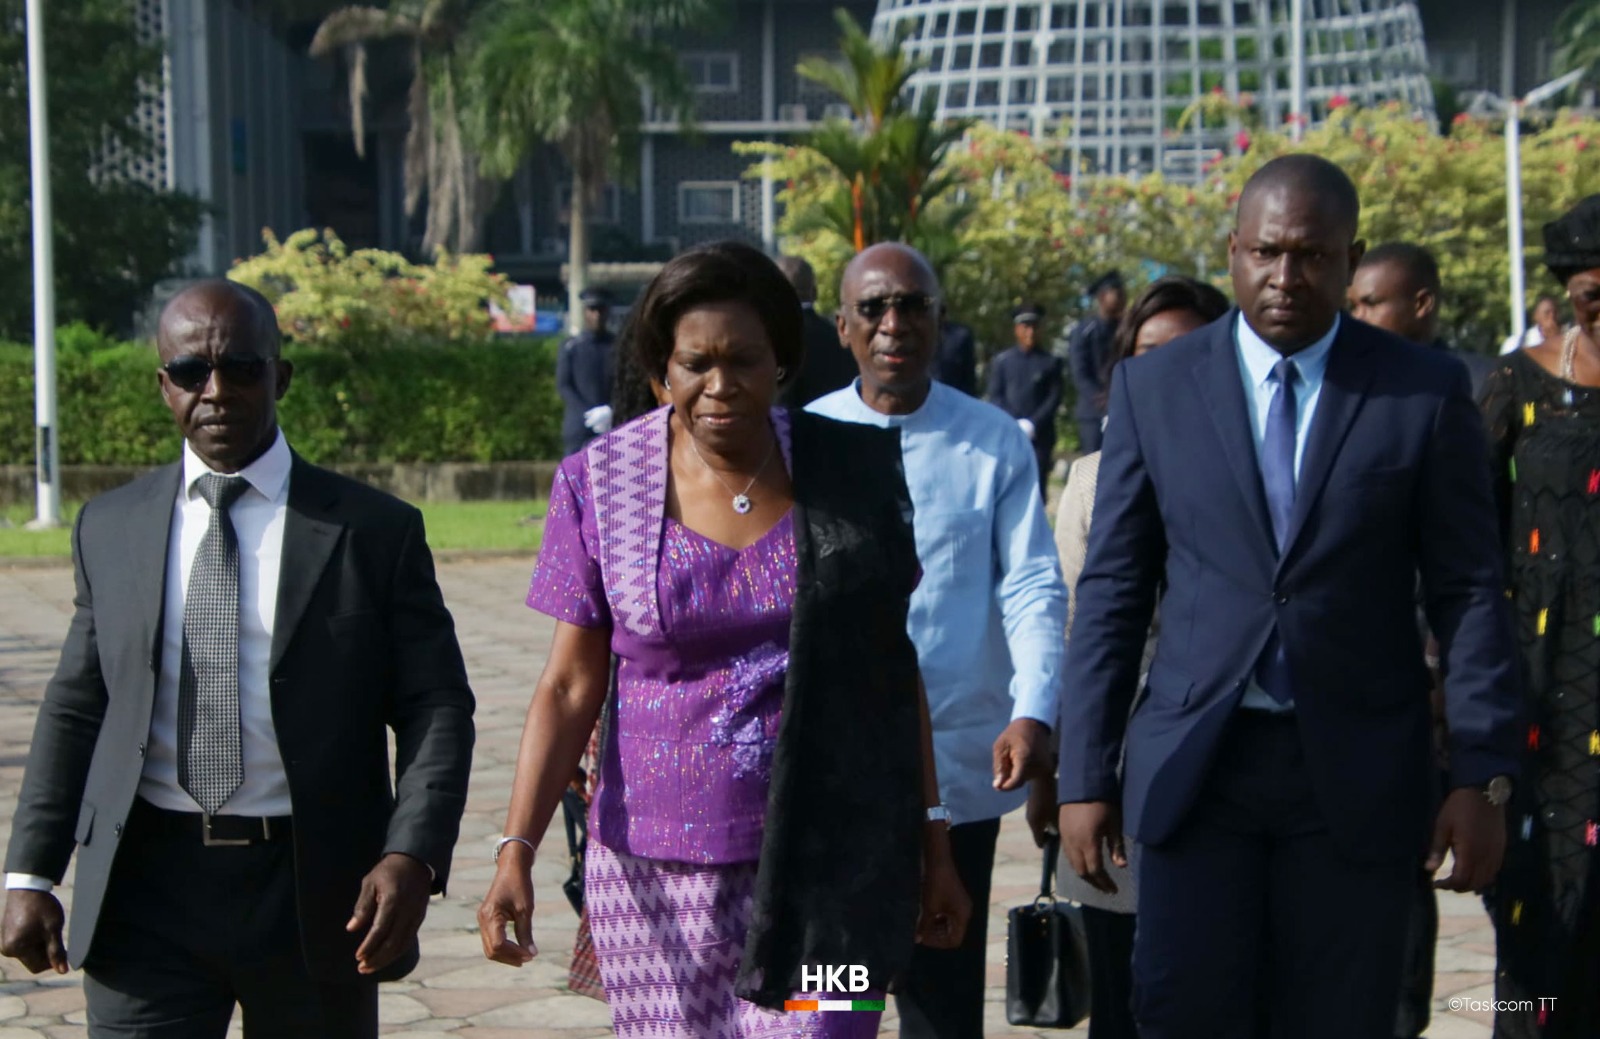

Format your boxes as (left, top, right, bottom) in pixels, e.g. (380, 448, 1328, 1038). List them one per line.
(732, 494, 753, 514)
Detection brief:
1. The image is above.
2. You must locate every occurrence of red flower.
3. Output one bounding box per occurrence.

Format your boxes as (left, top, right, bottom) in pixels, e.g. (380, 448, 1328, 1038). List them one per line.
(1578, 138, 1592, 152)
(1234, 130, 1253, 152)
(1211, 85, 1225, 96)
(1328, 94, 1350, 110)
(1452, 112, 1472, 127)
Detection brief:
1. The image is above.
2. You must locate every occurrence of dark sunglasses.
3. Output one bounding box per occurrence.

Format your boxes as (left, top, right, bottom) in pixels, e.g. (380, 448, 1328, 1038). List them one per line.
(850, 293, 938, 321)
(161, 353, 271, 392)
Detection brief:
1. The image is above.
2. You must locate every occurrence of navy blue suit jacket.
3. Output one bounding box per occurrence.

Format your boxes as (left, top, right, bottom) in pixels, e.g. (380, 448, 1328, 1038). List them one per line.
(1058, 311, 1522, 862)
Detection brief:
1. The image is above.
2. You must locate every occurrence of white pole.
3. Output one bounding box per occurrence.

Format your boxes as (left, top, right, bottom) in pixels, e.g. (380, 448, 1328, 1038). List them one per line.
(1506, 104, 1526, 343)
(25, 0, 60, 529)
(1290, 0, 1305, 142)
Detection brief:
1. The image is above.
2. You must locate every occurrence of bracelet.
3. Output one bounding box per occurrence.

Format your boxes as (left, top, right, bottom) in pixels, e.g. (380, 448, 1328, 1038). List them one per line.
(493, 835, 536, 863)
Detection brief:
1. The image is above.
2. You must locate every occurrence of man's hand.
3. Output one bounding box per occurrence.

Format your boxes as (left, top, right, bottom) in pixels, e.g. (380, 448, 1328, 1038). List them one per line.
(0, 890, 68, 975)
(347, 852, 433, 975)
(992, 718, 1052, 792)
(1059, 801, 1126, 895)
(914, 856, 972, 950)
(1427, 787, 1507, 893)
(477, 843, 538, 967)
(1026, 775, 1060, 848)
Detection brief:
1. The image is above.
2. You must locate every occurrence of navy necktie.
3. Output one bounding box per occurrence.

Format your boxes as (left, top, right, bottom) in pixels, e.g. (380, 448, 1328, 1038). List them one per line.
(1256, 358, 1298, 705)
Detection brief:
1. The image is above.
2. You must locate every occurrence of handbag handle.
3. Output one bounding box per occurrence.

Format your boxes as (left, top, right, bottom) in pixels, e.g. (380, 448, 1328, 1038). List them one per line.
(1036, 833, 1061, 905)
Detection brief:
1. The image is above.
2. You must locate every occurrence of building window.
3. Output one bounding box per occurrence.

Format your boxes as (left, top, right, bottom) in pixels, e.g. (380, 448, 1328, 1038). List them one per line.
(557, 183, 621, 225)
(679, 182, 740, 224)
(683, 52, 738, 93)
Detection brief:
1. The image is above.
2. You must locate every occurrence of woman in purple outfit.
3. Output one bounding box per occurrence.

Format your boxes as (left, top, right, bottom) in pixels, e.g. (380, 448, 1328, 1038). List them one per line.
(477, 241, 970, 1038)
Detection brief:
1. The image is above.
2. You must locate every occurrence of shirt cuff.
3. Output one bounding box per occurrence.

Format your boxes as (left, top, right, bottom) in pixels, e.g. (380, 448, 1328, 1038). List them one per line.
(1009, 691, 1058, 730)
(5, 873, 54, 893)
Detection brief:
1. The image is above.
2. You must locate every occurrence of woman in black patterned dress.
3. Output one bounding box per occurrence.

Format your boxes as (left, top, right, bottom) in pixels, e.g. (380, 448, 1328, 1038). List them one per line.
(1480, 196, 1600, 1039)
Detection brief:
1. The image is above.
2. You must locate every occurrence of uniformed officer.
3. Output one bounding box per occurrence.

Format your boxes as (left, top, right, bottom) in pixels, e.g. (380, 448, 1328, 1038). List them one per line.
(556, 287, 616, 456)
(986, 302, 1063, 499)
(1066, 270, 1125, 453)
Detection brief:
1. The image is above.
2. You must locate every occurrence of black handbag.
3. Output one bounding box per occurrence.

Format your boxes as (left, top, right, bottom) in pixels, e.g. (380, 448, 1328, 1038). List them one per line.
(1005, 834, 1091, 1028)
(559, 785, 587, 914)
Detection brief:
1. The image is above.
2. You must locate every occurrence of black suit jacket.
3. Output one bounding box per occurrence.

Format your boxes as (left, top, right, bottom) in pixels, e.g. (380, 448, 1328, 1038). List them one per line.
(4, 454, 475, 982)
(779, 309, 858, 409)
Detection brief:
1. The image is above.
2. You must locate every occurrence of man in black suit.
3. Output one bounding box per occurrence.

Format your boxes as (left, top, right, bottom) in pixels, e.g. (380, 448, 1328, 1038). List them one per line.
(987, 302, 1064, 498)
(776, 255, 858, 408)
(936, 318, 978, 396)
(0, 281, 475, 1037)
(1349, 241, 1496, 399)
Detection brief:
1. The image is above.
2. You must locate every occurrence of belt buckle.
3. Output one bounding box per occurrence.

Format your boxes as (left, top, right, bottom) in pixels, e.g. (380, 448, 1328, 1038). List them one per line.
(201, 813, 258, 847)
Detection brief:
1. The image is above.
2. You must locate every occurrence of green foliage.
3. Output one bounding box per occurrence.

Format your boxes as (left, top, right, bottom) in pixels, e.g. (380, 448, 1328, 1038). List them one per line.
(1556, 1, 1600, 88)
(753, 10, 971, 255)
(749, 84, 1600, 354)
(0, 336, 563, 465)
(0, 0, 204, 338)
(227, 228, 510, 349)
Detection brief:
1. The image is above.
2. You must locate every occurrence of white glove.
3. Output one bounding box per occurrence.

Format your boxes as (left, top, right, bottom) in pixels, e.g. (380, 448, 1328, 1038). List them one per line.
(584, 405, 614, 434)
(1017, 418, 1036, 441)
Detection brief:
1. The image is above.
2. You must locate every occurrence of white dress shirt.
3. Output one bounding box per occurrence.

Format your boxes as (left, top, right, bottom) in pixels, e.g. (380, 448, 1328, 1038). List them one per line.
(8, 433, 293, 894)
(1234, 313, 1338, 712)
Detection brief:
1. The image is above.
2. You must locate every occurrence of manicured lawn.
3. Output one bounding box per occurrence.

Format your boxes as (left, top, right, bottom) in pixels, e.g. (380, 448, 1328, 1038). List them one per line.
(0, 499, 543, 559)
(417, 499, 545, 554)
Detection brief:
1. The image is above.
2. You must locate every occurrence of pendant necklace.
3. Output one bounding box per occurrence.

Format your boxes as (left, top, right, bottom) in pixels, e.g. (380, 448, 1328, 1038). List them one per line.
(689, 432, 776, 514)
(1562, 326, 1580, 405)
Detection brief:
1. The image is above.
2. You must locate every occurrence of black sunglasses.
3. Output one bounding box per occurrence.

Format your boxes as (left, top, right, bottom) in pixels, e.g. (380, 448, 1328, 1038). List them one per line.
(850, 293, 938, 321)
(161, 353, 270, 392)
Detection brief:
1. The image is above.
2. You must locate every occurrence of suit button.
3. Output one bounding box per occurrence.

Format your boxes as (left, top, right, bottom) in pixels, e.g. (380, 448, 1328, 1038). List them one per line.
(113, 822, 122, 838)
(137, 742, 145, 758)
(1275, 593, 1290, 604)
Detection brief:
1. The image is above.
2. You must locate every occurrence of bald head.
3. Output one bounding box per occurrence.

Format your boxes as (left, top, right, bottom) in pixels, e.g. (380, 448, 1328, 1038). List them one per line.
(157, 280, 281, 361)
(840, 243, 941, 303)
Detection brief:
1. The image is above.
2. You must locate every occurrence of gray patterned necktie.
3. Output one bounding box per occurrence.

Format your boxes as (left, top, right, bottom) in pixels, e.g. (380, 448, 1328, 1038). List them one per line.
(178, 473, 250, 813)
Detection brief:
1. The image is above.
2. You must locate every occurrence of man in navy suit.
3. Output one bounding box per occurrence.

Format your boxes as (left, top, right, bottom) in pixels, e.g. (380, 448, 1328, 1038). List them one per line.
(1057, 156, 1522, 1038)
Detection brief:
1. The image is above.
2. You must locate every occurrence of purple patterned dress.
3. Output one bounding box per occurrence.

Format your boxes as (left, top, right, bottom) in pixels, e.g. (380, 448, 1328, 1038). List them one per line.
(526, 407, 880, 1039)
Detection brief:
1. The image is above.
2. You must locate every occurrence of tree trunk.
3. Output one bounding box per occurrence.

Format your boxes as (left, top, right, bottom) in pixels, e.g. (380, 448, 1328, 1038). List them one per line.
(567, 169, 591, 335)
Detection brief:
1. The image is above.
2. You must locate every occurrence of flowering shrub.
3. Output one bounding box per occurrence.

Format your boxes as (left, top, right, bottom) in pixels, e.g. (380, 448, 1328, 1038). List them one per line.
(227, 229, 510, 349)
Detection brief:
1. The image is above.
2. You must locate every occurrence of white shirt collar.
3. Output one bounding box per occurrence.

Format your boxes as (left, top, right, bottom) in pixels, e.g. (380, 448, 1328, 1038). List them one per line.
(181, 428, 292, 504)
(1236, 312, 1339, 389)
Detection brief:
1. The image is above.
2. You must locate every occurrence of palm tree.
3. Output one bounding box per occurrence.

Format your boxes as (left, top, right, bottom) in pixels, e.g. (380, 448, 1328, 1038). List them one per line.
(467, 0, 725, 330)
(310, 1, 498, 255)
(1555, 0, 1600, 92)
(795, 11, 971, 253)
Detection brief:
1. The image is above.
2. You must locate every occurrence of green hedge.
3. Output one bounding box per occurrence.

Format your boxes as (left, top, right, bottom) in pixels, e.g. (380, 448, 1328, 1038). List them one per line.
(0, 333, 564, 465)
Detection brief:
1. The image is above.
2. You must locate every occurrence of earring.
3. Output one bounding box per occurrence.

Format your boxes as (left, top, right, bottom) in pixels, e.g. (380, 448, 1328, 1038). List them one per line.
(662, 377, 670, 390)
(776, 367, 788, 381)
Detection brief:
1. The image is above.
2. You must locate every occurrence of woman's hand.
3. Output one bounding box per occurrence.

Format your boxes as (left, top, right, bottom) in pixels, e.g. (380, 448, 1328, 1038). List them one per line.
(477, 845, 539, 966)
(915, 849, 972, 950)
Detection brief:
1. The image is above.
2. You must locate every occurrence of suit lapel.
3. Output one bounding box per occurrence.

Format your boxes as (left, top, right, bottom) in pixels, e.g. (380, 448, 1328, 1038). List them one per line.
(271, 456, 344, 671)
(1195, 317, 1277, 554)
(1278, 325, 1375, 565)
(134, 464, 183, 672)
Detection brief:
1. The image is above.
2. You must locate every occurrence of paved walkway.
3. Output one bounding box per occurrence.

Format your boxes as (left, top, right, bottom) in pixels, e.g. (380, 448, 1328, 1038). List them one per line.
(0, 559, 1500, 1037)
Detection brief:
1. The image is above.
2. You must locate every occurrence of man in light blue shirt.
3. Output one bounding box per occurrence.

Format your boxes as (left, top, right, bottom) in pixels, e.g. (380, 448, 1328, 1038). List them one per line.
(809, 243, 1067, 1039)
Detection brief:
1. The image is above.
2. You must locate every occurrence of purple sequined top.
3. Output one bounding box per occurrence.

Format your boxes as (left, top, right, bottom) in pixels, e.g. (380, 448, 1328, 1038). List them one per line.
(527, 452, 796, 864)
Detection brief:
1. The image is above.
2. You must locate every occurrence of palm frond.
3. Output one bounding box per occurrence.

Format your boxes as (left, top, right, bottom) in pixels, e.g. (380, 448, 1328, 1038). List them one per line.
(308, 6, 417, 57)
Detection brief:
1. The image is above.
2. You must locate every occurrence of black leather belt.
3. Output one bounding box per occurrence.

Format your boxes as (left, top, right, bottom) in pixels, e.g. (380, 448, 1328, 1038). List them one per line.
(129, 797, 292, 847)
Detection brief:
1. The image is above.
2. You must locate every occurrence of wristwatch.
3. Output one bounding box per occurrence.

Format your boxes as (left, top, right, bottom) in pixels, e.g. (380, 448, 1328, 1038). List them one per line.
(925, 805, 953, 826)
(1483, 776, 1514, 807)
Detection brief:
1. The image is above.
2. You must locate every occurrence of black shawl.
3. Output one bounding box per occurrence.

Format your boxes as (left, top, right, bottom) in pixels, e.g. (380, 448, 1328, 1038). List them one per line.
(734, 410, 926, 1008)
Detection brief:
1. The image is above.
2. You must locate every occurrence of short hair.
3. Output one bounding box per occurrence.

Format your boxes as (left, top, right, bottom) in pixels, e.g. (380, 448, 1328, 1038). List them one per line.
(775, 255, 817, 303)
(626, 241, 804, 383)
(1237, 154, 1360, 239)
(1111, 275, 1231, 368)
(1358, 242, 1441, 295)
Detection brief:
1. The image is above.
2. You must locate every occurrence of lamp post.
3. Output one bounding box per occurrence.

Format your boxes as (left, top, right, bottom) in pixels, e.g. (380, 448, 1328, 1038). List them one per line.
(25, 0, 60, 529)
(1471, 69, 1584, 344)
(1289, 0, 1305, 143)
